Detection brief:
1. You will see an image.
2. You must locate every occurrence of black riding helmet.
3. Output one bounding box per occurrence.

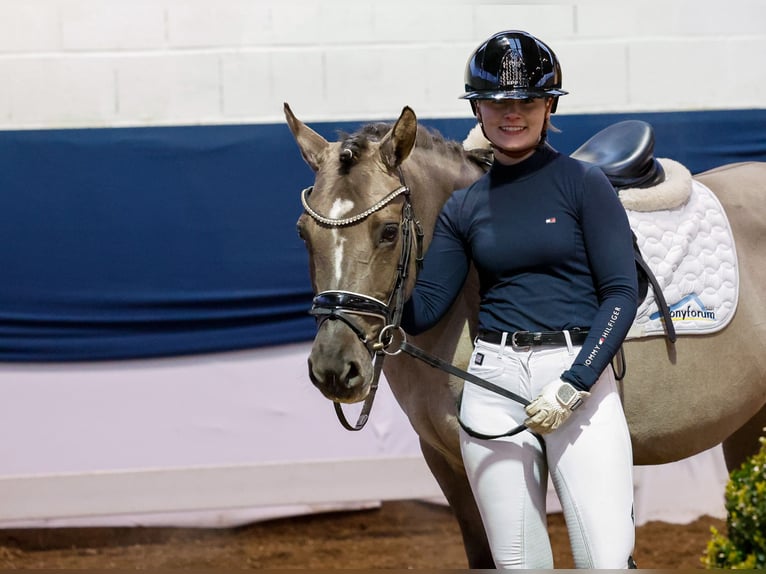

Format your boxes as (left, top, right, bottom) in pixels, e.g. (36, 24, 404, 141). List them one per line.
(461, 30, 568, 113)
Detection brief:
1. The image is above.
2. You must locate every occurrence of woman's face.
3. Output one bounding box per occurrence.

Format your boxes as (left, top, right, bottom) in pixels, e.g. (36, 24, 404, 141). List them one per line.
(476, 97, 552, 164)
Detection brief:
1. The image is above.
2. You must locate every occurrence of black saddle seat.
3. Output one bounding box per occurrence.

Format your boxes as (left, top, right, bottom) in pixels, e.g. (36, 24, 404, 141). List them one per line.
(570, 120, 665, 190)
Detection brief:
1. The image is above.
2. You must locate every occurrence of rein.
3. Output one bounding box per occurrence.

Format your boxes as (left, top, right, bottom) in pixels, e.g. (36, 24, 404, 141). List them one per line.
(302, 168, 424, 431)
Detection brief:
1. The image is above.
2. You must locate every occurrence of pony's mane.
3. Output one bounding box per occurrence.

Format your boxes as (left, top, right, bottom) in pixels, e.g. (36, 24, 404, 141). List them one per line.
(336, 122, 490, 173)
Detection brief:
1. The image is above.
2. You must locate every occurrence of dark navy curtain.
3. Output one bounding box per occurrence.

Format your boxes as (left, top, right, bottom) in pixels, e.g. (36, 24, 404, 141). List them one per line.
(1, 109, 764, 361)
(0, 124, 318, 361)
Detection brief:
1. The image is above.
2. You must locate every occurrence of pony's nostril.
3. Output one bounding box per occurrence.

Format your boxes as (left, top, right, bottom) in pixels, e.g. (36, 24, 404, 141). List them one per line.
(346, 360, 362, 384)
(308, 357, 333, 389)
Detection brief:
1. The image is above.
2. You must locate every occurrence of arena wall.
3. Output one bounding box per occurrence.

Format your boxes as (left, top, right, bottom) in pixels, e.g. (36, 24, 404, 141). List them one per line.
(0, 0, 762, 527)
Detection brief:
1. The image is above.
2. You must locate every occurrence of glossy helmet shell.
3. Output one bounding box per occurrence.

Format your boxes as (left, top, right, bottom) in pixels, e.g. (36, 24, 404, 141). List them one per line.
(461, 30, 568, 112)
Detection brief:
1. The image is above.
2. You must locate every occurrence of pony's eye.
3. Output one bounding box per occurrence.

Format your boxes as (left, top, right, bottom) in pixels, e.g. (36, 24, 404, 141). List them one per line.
(380, 223, 399, 244)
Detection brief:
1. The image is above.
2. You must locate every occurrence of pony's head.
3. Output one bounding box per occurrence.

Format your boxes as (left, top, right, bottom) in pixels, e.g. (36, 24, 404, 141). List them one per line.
(285, 103, 420, 403)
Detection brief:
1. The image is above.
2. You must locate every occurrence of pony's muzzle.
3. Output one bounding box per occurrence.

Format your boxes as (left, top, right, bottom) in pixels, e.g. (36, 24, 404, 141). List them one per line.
(307, 342, 371, 403)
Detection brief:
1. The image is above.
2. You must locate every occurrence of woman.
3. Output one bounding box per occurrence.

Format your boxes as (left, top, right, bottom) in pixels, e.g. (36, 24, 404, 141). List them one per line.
(401, 30, 638, 569)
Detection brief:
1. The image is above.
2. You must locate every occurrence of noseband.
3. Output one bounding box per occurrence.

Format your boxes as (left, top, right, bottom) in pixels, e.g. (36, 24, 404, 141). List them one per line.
(301, 169, 424, 430)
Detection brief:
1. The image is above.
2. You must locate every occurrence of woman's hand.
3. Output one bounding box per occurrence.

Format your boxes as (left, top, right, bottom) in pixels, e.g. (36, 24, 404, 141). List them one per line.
(524, 380, 590, 434)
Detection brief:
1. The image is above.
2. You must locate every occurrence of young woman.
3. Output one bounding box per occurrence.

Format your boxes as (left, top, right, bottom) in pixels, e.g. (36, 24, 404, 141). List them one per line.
(401, 30, 639, 569)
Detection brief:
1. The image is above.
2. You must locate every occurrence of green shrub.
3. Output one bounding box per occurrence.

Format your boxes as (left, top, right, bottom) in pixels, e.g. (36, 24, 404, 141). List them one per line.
(703, 431, 766, 569)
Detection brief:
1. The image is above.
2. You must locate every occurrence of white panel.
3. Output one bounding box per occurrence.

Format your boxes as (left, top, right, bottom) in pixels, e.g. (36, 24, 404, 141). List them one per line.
(633, 446, 728, 525)
(0, 457, 441, 523)
(0, 343, 442, 526)
(0, 344, 422, 474)
(0, 342, 726, 528)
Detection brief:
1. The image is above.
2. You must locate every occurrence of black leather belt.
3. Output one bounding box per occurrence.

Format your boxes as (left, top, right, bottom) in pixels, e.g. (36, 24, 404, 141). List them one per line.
(477, 329, 589, 347)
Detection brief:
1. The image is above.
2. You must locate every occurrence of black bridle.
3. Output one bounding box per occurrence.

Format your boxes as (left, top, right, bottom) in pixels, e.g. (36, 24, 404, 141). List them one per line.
(301, 168, 424, 430)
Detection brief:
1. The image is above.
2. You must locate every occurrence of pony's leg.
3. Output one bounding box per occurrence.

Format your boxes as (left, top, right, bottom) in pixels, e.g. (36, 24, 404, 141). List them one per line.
(722, 402, 766, 471)
(419, 439, 495, 569)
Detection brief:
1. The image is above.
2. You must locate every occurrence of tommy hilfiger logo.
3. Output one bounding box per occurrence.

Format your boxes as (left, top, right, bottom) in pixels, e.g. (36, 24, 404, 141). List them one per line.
(545, 217, 557, 224)
(585, 306, 622, 368)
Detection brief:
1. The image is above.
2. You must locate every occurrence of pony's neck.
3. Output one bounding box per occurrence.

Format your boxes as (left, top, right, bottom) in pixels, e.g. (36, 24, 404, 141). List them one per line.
(404, 147, 485, 236)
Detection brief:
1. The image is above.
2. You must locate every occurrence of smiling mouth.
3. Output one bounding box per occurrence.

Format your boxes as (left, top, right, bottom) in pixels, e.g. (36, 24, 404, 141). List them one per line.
(500, 126, 526, 133)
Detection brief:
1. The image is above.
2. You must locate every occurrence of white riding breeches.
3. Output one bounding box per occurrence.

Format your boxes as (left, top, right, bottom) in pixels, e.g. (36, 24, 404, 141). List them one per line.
(459, 338, 635, 569)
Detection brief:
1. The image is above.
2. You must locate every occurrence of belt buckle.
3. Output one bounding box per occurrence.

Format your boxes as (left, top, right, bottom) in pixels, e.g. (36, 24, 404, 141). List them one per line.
(511, 330, 530, 348)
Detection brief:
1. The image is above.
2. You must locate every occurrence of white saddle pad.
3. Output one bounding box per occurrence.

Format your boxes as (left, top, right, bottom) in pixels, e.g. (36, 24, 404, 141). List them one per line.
(624, 170, 739, 339)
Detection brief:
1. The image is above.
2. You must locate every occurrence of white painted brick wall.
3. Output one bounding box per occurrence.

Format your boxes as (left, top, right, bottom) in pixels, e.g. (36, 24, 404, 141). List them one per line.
(0, 1, 61, 53)
(116, 53, 221, 123)
(0, 0, 764, 129)
(60, 1, 167, 51)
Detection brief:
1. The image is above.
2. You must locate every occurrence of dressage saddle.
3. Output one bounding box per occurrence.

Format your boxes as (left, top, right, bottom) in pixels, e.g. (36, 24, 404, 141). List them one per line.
(571, 119, 666, 190)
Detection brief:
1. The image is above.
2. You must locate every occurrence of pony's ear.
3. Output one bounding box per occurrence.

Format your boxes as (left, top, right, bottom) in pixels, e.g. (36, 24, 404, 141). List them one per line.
(379, 106, 417, 170)
(284, 102, 329, 172)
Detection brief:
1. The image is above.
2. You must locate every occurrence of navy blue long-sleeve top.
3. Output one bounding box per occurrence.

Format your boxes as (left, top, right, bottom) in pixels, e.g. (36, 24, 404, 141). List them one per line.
(401, 145, 638, 390)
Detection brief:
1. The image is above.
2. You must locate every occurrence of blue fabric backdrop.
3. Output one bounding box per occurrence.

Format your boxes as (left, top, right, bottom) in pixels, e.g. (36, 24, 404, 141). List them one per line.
(0, 109, 764, 361)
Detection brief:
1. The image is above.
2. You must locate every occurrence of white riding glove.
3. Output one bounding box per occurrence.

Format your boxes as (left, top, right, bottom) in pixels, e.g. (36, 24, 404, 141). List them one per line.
(524, 380, 590, 434)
